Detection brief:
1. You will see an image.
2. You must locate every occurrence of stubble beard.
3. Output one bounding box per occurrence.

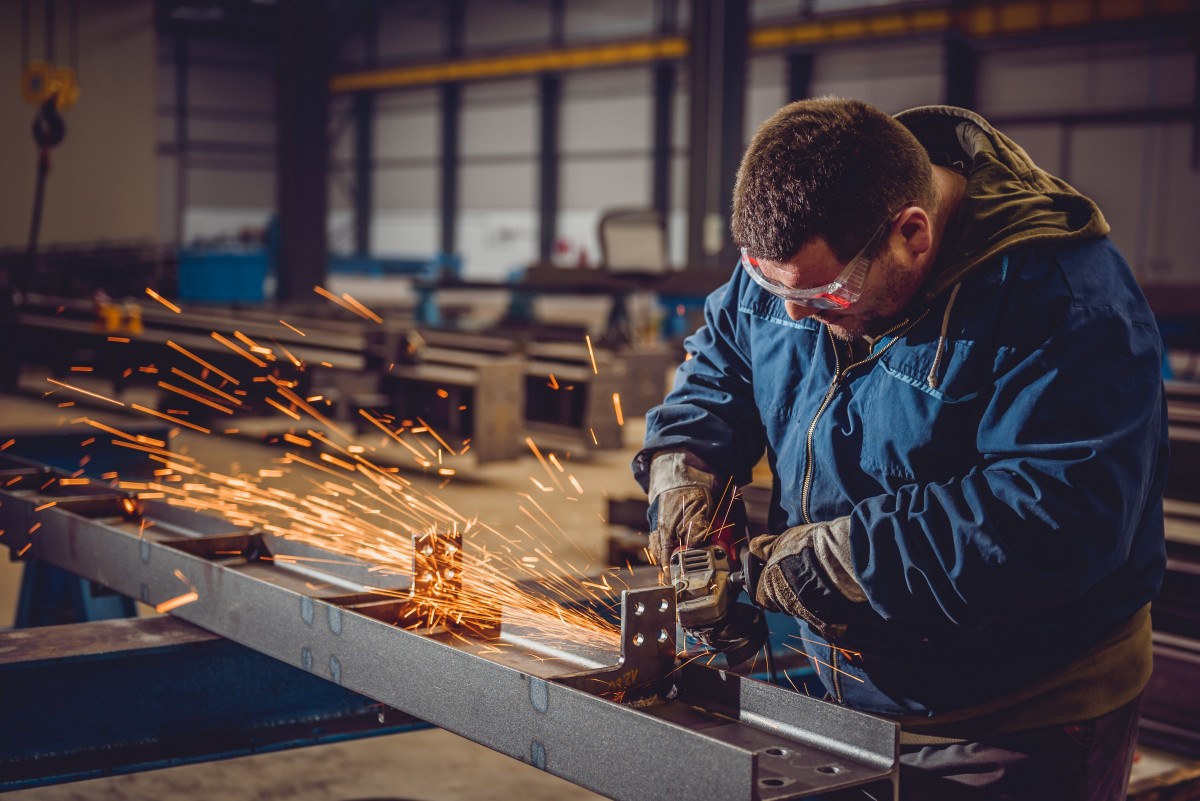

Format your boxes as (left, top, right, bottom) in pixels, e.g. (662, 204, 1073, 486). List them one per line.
(814, 253, 924, 342)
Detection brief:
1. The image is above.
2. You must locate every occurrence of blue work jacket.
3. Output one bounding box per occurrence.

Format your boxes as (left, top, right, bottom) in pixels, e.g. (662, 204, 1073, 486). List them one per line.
(637, 238, 1168, 718)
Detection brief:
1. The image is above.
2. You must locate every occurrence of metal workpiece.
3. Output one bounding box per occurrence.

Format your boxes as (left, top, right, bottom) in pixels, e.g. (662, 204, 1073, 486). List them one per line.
(0, 454, 899, 800)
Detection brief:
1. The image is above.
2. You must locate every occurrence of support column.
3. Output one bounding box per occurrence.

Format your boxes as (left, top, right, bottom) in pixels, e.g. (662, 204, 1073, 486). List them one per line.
(352, 3, 378, 258)
(652, 0, 677, 220)
(685, 0, 748, 271)
(440, 0, 465, 261)
(944, 34, 977, 109)
(276, 0, 330, 303)
(786, 51, 814, 103)
(537, 72, 561, 265)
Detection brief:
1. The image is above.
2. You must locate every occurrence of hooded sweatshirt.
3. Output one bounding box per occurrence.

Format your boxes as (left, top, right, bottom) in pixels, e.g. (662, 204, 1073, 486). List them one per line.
(636, 105, 1168, 738)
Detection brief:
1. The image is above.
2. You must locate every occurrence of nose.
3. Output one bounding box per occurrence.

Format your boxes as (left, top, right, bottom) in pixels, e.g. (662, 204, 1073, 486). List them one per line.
(784, 301, 819, 322)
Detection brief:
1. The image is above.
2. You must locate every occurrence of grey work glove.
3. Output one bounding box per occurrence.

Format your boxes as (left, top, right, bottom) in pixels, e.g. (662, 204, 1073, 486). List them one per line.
(646, 451, 744, 568)
(748, 517, 866, 642)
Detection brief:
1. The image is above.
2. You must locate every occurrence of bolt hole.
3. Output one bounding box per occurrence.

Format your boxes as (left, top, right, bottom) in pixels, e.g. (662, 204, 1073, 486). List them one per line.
(815, 765, 844, 775)
(444, 569, 456, 579)
(759, 778, 786, 787)
(658, 629, 670, 643)
(658, 599, 669, 612)
(633, 601, 645, 616)
(632, 633, 645, 646)
(765, 747, 788, 757)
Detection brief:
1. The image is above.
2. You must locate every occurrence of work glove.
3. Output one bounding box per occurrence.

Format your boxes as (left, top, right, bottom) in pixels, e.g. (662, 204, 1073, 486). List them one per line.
(646, 451, 745, 568)
(748, 517, 866, 642)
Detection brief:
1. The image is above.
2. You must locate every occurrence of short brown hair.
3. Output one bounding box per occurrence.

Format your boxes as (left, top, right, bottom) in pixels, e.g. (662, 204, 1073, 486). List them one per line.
(731, 98, 935, 264)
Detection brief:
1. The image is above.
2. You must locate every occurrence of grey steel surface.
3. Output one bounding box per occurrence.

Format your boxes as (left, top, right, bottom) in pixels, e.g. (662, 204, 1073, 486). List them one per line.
(0, 454, 898, 800)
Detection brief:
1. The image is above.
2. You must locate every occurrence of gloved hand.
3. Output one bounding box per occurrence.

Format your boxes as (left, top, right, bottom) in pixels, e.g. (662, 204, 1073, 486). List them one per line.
(748, 517, 865, 642)
(646, 451, 744, 567)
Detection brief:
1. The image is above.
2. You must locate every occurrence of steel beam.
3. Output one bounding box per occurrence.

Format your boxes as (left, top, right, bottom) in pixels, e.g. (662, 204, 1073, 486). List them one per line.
(0, 455, 899, 800)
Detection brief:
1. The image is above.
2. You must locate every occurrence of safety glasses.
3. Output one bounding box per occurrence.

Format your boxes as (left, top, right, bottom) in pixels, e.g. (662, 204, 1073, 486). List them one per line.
(739, 213, 898, 310)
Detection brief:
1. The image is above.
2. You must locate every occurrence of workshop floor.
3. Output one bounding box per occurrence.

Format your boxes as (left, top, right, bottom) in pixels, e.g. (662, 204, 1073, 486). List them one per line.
(0, 390, 645, 801)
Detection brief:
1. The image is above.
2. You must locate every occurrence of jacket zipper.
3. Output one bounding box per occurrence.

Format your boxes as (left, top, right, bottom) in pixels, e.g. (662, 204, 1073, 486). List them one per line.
(798, 313, 930, 703)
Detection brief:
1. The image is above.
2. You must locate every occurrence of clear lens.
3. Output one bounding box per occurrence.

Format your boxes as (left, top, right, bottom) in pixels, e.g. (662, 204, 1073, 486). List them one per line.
(738, 214, 896, 309)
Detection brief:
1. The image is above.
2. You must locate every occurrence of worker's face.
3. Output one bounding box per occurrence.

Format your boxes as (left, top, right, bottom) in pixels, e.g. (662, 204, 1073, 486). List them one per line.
(756, 211, 933, 340)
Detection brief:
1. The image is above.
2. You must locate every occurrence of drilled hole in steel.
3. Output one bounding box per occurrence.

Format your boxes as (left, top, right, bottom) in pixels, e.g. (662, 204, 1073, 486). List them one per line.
(632, 633, 645, 646)
(421, 545, 434, 556)
(658, 629, 670, 643)
(444, 569, 456, 579)
(634, 601, 645, 616)
(765, 747, 789, 757)
(760, 778, 786, 787)
(815, 765, 845, 775)
(659, 599, 670, 612)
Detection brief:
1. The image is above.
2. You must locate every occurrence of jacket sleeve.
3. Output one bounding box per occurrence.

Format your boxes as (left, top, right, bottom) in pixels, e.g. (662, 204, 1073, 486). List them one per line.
(633, 271, 767, 492)
(841, 295, 1168, 631)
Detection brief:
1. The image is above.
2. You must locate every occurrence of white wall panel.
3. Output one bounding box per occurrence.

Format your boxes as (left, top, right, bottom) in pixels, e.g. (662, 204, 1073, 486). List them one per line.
(376, 108, 440, 160)
(456, 210, 539, 278)
(187, 68, 274, 112)
(560, 157, 652, 209)
(745, 54, 787, 145)
(977, 39, 1193, 116)
(187, 166, 275, 208)
(564, 0, 656, 41)
(376, 166, 440, 210)
(188, 117, 275, 146)
(1068, 124, 1155, 275)
(372, 210, 439, 257)
(464, 0, 552, 51)
(561, 69, 652, 154)
(377, 2, 444, 62)
(461, 162, 537, 208)
(461, 81, 539, 157)
(811, 42, 943, 113)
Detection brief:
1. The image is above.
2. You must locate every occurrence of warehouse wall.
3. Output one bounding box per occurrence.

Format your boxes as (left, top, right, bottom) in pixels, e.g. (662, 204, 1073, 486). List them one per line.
(150, 0, 1199, 288)
(0, 0, 157, 248)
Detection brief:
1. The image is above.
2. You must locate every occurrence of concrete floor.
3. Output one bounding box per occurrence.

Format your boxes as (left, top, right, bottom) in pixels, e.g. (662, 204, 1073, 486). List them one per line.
(0, 389, 644, 801)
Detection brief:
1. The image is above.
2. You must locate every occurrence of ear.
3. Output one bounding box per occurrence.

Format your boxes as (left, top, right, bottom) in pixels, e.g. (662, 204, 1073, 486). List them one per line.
(896, 207, 932, 258)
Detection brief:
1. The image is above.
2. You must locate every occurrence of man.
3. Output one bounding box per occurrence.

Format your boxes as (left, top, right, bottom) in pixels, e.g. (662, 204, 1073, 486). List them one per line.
(635, 99, 1167, 800)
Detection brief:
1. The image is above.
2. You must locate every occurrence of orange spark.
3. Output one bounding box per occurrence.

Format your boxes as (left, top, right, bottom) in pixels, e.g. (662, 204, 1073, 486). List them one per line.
(155, 591, 199, 614)
(211, 333, 267, 368)
(131, 404, 211, 434)
(46, 378, 125, 407)
(107, 336, 130, 343)
(33, 501, 56, 512)
(167, 341, 240, 385)
(279, 319, 306, 337)
(613, 393, 625, 426)
(585, 335, 598, 374)
(145, 288, 182, 313)
(157, 382, 235, 415)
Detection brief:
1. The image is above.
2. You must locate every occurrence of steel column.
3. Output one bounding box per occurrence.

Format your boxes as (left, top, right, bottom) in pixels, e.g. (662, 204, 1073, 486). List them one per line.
(786, 51, 814, 103)
(276, 0, 331, 302)
(537, 72, 561, 265)
(686, 0, 749, 271)
(943, 34, 977, 109)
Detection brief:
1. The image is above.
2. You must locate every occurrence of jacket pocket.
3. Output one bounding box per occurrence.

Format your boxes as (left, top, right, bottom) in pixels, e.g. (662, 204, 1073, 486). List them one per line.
(855, 340, 986, 482)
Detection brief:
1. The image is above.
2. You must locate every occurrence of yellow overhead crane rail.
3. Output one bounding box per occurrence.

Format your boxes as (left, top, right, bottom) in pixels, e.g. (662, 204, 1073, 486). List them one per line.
(329, 0, 1195, 93)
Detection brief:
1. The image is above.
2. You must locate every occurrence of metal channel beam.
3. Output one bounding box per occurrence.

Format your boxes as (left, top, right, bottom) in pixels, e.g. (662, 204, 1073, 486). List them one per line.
(0, 456, 898, 800)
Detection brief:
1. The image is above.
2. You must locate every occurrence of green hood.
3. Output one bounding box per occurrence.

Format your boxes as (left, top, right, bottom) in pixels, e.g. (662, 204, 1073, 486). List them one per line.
(896, 106, 1110, 302)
